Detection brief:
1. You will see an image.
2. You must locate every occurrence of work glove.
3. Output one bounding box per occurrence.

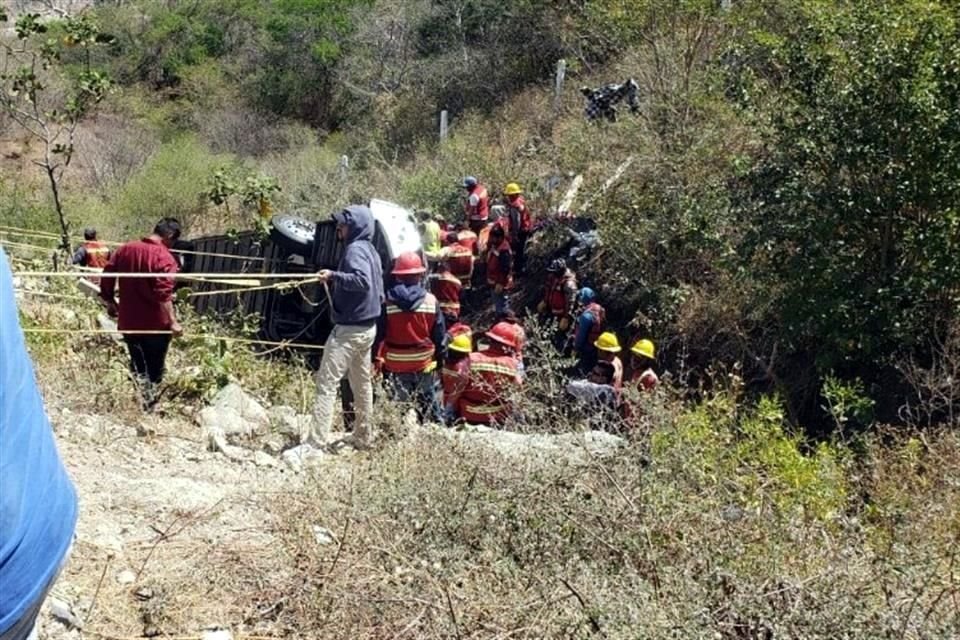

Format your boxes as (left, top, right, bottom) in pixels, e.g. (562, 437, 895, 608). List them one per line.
(537, 300, 547, 314)
(559, 317, 571, 332)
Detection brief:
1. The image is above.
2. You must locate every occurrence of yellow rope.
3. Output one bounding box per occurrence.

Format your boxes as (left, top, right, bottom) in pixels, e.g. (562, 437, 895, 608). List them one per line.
(187, 277, 321, 298)
(1, 226, 276, 261)
(15, 270, 320, 280)
(22, 327, 325, 350)
(0, 239, 59, 253)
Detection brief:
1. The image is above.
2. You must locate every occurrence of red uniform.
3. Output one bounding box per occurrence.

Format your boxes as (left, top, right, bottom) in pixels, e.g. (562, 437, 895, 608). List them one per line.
(457, 230, 479, 255)
(380, 292, 440, 374)
(100, 237, 179, 331)
(444, 241, 475, 286)
(506, 195, 532, 239)
(632, 368, 659, 391)
(544, 269, 578, 317)
(458, 349, 522, 424)
(465, 184, 490, 222)
(441, 356, 471, 409)
(82, 241, 110, 269)
(486, 238, 513, 288)
(447, 321, 472, 342)
(431, 270, 463, 319)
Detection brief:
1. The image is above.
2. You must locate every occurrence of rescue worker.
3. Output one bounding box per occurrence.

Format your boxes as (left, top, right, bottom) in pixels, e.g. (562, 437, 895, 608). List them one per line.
(443, 232, 476, 286)
(441, 333, 472, 424)
(570, 287, 606, 374)
(459, 322, 523, 425)
(565, 360, 619, 420)
(493, 311, 526, 377)
(455, 226, 479, 255)
(375, 252, 446, 425)
(594, 331, 624, 390)
(71, 227, 110, 269)
(538, 258, 578, 350)
(629, 339, 659, 391)
(462, 176, 490, 231)
(420, 214, 444, 263)
(486, 224, 513, 316)
(430, 259, 463, 321)
(446, 316, 473, 343)
(504, 183, 533, 275)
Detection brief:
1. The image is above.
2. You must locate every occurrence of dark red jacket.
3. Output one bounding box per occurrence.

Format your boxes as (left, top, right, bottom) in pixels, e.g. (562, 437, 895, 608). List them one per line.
(100, 237, 179, 331)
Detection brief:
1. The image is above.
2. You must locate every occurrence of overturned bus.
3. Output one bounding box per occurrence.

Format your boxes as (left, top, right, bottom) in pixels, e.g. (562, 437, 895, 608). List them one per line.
(181, 199, 421, 350)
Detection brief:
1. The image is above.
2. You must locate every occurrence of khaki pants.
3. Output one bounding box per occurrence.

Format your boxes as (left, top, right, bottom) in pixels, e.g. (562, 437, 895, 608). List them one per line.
(306, 323, 376, 446)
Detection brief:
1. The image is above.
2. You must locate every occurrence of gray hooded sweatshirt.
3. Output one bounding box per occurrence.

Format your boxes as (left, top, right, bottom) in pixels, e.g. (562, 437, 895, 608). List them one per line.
(331, 205, 383, 326)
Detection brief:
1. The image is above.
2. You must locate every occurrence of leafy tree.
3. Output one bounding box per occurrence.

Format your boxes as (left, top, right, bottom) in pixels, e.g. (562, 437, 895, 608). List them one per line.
(729, 0, 960, 376)
(0, 12, 113, 249)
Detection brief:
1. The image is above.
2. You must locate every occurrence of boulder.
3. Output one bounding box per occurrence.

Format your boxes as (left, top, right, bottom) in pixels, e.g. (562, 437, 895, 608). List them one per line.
(212, 384, 269, 430)
(268, 405, 312, 439)
(198, 384, 271, 451)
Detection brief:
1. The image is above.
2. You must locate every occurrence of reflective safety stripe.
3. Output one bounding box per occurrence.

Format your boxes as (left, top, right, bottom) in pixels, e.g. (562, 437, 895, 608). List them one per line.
(385, 348, 435, 361)
(386, 302, 438, 315)
(462, 402, 505, 415)
(469, 362, 518, 376)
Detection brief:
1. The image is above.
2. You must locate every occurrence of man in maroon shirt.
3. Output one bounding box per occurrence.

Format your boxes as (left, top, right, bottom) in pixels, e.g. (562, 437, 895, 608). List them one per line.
(100, 218, 183, 409)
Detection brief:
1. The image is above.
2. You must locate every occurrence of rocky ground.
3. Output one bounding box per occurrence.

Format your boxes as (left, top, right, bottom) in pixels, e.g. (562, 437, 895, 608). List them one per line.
(32, 384, 624, 639)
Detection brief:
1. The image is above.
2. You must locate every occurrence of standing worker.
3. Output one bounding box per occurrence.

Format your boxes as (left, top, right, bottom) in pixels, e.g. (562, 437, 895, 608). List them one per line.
(71, 227, 111, 269)
(441, 333, 472, 424)
(569, 287, 606, 374)
(459, 322, 523, 425)
(100, 218, 183, 410)
(486, 224, 513, 316)
(419, 214, 444, 264)
(443, 232, 475, 287)
(538, 258, 578, 350)
(375, 252, 446, 425)
(594, 331, 624, 390)
(503, 183, 533, 275)
(308, 205, 384, 450)
(462, 176, 490, 231)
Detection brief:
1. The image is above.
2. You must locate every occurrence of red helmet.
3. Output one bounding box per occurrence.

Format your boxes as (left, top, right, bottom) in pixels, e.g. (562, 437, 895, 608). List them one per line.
(391, 251, 426, 275)
(485, 321, 520, 350)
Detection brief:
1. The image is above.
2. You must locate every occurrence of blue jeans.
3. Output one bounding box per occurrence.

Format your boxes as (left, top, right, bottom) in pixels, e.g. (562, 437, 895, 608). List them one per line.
(384, 371, 443, 425)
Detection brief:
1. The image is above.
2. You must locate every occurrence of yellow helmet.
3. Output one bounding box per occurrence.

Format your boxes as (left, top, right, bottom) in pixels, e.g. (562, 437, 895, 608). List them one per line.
(449, 334, 472, 354)
(504, 182, 523, 196)
(594, 331, 622, 353)
(631, 338, 655, 360)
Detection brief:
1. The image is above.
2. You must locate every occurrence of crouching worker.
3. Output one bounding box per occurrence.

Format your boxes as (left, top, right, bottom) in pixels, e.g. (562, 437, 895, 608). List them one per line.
(441, 333, 472, 424)
(459, 322, 523, 425)
(1, 247, 78, 640)
(375, 252, 446, 425)
(565, 361, 620, 429)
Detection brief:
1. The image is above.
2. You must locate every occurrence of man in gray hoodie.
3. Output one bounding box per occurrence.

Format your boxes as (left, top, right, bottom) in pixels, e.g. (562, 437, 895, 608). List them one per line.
(306, 205, 384, 449)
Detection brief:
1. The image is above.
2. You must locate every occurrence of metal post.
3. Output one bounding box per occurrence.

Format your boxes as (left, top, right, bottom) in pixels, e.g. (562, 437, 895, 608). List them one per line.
(554, 59, 567, 112)
(339, 154, 349, 181)
(440, 110, 449, 142)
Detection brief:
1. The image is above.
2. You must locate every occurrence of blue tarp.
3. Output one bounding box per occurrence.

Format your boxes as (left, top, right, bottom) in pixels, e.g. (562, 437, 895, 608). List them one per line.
(0, 248, 78, 633)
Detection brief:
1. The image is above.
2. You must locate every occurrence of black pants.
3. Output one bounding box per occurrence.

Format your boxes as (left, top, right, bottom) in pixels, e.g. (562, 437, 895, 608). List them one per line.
(512, 231, 529, 275)
(124, 335, 172, 385)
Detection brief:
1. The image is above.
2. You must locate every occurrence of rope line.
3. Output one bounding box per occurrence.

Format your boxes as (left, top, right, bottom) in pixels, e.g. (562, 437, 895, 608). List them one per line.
(14, 270, 321, 280)
(22, 327, 325, 351)
(1, 226, 279, 262)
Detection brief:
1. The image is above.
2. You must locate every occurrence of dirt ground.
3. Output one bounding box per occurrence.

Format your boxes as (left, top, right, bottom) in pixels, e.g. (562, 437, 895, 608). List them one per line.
(35, 404, 308, 640)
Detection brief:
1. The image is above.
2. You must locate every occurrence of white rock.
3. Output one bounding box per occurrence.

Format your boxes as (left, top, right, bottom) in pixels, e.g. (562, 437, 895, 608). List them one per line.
(253, 451, 277, 468)
(49, 598, 83, 629)
(281, 444, 326, 472)
(268, 405, 311, 438)
(201, 630, 233, 640)
(212, 384, 269, 431)
(198, 407, 254, 440)
(312, 525, 337, 546)
(116, 570, 136, 585)
(438, 427, 624, 464)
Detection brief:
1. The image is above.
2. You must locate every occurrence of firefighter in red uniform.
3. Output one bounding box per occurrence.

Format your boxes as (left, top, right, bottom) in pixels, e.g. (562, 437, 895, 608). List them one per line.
(462, 176, 490, 232)
(623, 338, 659, 428)
(486, 225, 513, 316)
(375, 252, 447, 424)
(430, 259, 463, 321)
(594, 332, 624, 390)
(72, 227, 111, 269)
(442, 233, 476, 286)
(503, 183, 533, 275)
(442, 333, 472, 424)
(459, 322, 523, 425)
